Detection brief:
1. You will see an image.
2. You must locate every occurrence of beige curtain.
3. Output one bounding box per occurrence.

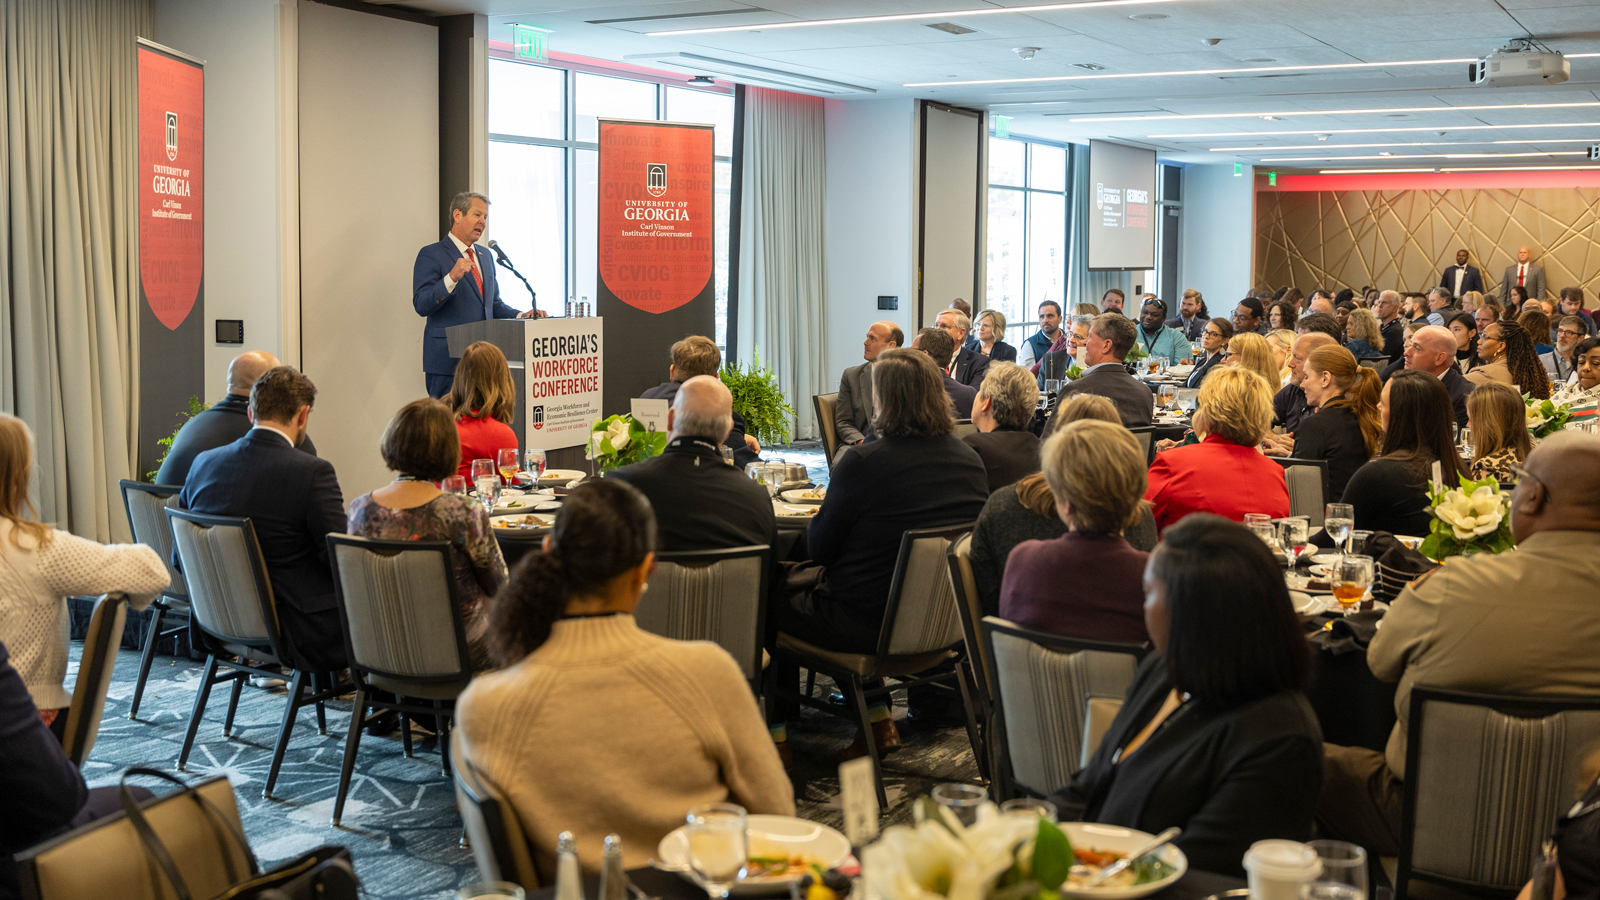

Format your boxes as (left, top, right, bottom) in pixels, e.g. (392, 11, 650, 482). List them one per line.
(736, 87, 829, 440)
(1, 0, 149, 541)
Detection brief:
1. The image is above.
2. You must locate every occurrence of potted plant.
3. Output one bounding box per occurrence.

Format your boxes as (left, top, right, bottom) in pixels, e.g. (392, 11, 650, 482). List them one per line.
(721, 348, 796, 446)
(146, 396, 206, 481)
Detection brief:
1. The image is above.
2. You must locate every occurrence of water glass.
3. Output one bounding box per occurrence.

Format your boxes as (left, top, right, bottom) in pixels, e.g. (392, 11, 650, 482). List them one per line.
(719, 446, 736, 466)
(525, 448, 546, 479)
(931, 783, 987, 826)
(1044, 378, 1063, 395)
(1306, 840, 1368, 900)
(1279, 518, 1310, 562)
(1331, 555, 1374, 616)
(1324, 503, 1355, 555)
(685, 803, 748, 900)
(471, 458, 496, 485)
(762, 465, 786, 497)
(1000, 798, 1058, 822)
(457, 883, 526, 900)
(474, 475, 501, 512)
(442, 475, 468, 496)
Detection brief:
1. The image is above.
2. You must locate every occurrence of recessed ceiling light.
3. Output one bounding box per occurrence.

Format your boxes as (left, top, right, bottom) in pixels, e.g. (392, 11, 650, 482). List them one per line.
(648, 0, 1186, 36)
(904, 54, 1471, 87)
(1242, 58, 1276, 63)
(1129, 12, 1169, 19)
(1210, 138, 1600, 151)
(1378, 151, 1392, 156)
(1156, 122, 1600, 138)
(1385, 114, 1409, 118)
(926, 21, 978, 34)
(1070, 100, 1600, 123)
(1259, 115, 1283, 121)
(1320, 164, 1600, 174)
(1014, 47, 1040, 59)
(1264, 151, 1586, 161)
(1072, 62, 1109, 71)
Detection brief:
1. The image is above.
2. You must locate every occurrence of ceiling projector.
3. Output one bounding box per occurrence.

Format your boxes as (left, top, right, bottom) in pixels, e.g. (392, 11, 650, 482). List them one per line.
(1470, 40, 1569, 86)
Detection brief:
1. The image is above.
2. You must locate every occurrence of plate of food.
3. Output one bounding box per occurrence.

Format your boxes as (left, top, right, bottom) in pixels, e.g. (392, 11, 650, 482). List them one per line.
(773, 502, 821, 519)
(780, 488, 827, 504)
(1165, 364, 1194, 377)
(1055, 822, 1187, 900)
(491, 513, 553, 530)
(656, 815, 851, 896)
(537, 469, 587, 486)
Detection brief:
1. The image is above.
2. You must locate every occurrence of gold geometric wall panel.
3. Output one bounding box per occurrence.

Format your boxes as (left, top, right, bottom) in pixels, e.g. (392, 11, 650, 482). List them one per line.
(1255, 188, 1600, 304)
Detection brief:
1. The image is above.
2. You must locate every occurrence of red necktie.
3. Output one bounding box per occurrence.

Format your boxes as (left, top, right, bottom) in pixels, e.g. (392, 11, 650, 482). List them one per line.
(1518, 265, 1525, 287)
(468, 247, 483, 296)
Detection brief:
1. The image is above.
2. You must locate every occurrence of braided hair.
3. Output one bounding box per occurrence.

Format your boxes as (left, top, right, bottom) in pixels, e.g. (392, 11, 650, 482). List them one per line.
(1497, 320, 1551, 400)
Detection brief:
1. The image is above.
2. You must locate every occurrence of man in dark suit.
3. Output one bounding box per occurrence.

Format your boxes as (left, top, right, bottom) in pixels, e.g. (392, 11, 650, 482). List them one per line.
(1439, 249, 1483, 299)
(155, 351, 317, 485)
(836, 321, 901, 446)
(412, 191, 542, 398)
(1501, 246, 1547, 305)
(610, 376, 776, 555)
(911, 327, 976, 418)
(178, 367, 348, 672)
(1043, 313, 1154, 435)
(935, 309, 991, 388)
(1403, 326, 1473, 428)
(640, 335, 760, 468)
(1372, 290, 1407, 365)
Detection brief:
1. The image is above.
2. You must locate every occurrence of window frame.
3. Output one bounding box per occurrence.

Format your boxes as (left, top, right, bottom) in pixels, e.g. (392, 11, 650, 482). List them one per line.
(986, 135, 1071, 347)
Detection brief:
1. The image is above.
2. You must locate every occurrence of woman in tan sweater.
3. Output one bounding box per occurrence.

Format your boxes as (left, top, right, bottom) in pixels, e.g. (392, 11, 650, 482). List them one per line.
(455, 479, 793, 877)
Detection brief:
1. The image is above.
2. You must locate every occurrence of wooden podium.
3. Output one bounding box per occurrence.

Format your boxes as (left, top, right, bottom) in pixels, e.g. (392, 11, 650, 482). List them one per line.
(446, 317, 604, 471)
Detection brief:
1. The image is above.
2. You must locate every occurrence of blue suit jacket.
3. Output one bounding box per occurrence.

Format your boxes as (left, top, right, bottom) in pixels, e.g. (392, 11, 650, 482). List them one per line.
(412, 239, 521, 375)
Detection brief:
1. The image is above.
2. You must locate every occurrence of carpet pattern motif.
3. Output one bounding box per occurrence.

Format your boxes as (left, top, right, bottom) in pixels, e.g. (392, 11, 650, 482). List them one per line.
(72, 642, 979, 899)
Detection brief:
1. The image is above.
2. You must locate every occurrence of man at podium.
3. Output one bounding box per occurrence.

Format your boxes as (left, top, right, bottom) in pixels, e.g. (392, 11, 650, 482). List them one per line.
(413, 191, 542, 398)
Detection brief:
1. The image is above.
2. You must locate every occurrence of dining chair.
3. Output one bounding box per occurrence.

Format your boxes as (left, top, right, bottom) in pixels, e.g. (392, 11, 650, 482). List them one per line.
(327, 534, 475, 826)
(945, 534, 994, 783)
(981, 616, 1148, 800)
(1357, 356, 1388, 373)
(14, 774, 252, 900)
(1268, 456, 1329, 526)
(1397, 685, 1600, 900)
(118, 480, 190, 720)
(165, 508, 340, 800)
(635, 545, 770, 697)
(769, 523, 981, 807)
(452, 730, 542, 889)
(813, 393, 841, 468)
(60, 594, 127, 768)
(1126, 425, 1157, 466)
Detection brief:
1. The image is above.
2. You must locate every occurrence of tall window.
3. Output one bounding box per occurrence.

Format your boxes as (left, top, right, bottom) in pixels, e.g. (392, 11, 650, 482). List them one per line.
(986, 138, 1068, 347)
(488, 58, 735, 347)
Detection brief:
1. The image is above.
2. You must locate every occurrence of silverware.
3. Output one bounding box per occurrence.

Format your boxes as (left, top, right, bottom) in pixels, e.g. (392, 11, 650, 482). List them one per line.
(1085, 826, 1181, 888)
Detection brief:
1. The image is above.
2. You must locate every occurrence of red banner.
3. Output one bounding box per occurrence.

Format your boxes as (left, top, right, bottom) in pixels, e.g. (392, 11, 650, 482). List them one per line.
(138, 45, 204, 331)
(596, 121, 714, 315)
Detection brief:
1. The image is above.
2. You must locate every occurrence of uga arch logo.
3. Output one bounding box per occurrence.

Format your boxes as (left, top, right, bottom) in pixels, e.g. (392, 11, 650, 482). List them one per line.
(646, 163, 667, 197)
(165, 112, 178, 161)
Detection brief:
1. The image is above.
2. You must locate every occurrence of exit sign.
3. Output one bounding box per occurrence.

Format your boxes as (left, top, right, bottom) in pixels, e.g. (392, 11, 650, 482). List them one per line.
(512, 24, 550, 61)
(993, 115, 1012, 139)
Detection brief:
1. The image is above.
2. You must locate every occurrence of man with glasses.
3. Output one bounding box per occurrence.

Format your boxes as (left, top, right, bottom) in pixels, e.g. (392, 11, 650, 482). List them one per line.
(1232, 297, 1268, 336)
(1545, 317, 1589, 384)
(1038, 315, 1094, 385)
(1042, 313, 1153, 433)
(1135, 298, 1190, 365)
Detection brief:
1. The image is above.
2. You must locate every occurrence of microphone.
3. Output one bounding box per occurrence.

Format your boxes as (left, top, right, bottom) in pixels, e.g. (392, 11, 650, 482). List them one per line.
(487, 240, 513, 266)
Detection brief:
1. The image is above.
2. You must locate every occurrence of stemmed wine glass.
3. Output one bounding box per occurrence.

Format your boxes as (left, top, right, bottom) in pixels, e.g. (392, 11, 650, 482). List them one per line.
(685, 803, 747, 900)
(441, 475, 468, 497)
(497, 448, 520, 484)
(470, 458, 496, 485)
(1324, 503, 1355, 559)
(474, 474, 501, 513)
(1331, 555, 1374, 617)
(525, 448, 547, 481)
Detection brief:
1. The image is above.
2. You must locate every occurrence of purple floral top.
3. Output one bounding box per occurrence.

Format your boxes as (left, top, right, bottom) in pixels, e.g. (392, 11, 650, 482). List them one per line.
(347, 492, 508, 661)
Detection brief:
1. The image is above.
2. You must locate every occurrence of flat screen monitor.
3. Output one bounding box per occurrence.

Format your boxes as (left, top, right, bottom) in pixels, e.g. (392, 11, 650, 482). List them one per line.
(1087, 139, 1157, 271)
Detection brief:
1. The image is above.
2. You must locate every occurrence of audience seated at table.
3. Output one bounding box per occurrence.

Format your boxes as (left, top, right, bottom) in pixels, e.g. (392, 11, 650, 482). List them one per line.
(0, 638, 153, 900)
(179, 367, 350, 673)
(771, 348, 988, 757)
(968, 396, 1158, 618)
(1035, 314, 1093, 384)
(1266, 332, 1337, 441)
(347, 399, 507, 670)
(936, 310, 992, 388)
(1446, 311, 1481, 373)
(1546, 316, 1587, 383)
(1185, 318, 1232, 388)
(1464, 383, 1532, 483)
(1342, 307, 1386, 361)
(155, 350, 317, 485)
(999, 419, 1150, 644)
(1466, 319, 1552, 401)
(910, 327, 977, 419)
(1314, 369, 1471, 545)
(1402, 325, 1474, 427)
(0, 414, 168, 726)
(1227, 332, 1280, 390)
(1319, 432, 1600, 858)
(456, 479, 793, 878)
(641, 335, 761, 467)
(1042, 313, 1154, 433)
(1520, 309, 1555, 355)
(1550, 337, 1600, 425)
(835, 321, 902, 447)
(1267, 329, 1296, 385)
(448, 340, 520, 480)
(962, 362, 1042, 493)
(1136, 298, 1191, 364)
(1268, 299, 1298, 334)
(1292, 346, 1382, 498)
(609, 376, 777, 554)
(1146, 367, 1289, 532)
(1052, 515, 1322, 876)
(972, 309, 1017, 362)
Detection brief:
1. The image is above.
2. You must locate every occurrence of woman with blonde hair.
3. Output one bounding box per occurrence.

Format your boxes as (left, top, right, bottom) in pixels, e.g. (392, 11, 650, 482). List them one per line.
(1343, 308, 1386, 359)
(1226, 332, 1280, 390)
(1461, 290, 1485, 314)
(0, 415, 169, 726)
(999, 420, 1152, 643)
(1267, 330, 1296, 385)
(1146, 367, 1289, 531)
(1464, 383, 1532, 483)
(967, 395, 1157, 618)
(973, 309, 1017, 361)
(448, 340, 519, 479)
(1295, 346, 1383, 497)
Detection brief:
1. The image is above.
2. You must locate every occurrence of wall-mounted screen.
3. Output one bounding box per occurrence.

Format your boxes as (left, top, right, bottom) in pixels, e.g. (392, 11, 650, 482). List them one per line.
(1087, 139, 1157, 271)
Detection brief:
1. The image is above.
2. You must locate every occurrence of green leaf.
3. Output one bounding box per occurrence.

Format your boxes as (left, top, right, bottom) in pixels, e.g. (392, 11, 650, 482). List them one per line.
(1031, 819, 1073, 891)
(721, 347, 796, 446)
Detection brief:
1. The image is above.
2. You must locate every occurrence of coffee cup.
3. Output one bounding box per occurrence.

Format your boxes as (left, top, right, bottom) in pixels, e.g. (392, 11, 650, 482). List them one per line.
(1242, 840, 1322, 900)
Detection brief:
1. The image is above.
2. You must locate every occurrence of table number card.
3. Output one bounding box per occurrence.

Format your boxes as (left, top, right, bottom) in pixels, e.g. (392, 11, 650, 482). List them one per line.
(630, 399, 669, 435)
(838, 758, 879, 846)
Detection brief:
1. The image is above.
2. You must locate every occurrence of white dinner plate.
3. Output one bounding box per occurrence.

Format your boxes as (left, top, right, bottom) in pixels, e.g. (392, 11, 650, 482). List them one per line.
(1289, 590, 1333, 616)
(1056, 822, 1188, 900)
(773, 502, 820, 520)
(656, 815, 851, 896)
(1310, 552, 1343, 565)
(1166, 365, 1195, 376)
(491, 512, 553, 529)
(538, 469, 587, 486)
(780, 488, 827, 504)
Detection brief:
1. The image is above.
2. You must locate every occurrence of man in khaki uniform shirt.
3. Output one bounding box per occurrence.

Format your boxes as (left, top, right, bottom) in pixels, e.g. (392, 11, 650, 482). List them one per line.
(1318, 432, 1600, 856)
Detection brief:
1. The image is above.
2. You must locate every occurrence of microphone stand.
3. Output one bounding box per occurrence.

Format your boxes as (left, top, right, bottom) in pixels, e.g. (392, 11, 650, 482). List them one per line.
(493, 254, 539, 316)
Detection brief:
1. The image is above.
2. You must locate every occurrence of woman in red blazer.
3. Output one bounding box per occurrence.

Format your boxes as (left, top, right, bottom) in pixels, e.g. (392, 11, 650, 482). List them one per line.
(449, 341, 520, 479)
(1146, 366, 1289, 532)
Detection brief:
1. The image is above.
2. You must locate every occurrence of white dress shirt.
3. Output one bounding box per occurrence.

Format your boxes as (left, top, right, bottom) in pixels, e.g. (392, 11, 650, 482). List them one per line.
(250, 424, 296, 447)
(442, 232, 480, 294)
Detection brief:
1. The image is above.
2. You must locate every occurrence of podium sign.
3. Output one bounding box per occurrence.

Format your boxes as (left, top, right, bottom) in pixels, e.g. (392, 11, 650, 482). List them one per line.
(523, 317, 604, 452)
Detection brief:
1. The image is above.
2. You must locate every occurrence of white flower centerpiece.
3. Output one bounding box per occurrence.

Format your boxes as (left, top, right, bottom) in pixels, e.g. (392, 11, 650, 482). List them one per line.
(1419, 474, 1515, 560)
(1523, 393, 1571, 439)
(584, 413, 666, 474)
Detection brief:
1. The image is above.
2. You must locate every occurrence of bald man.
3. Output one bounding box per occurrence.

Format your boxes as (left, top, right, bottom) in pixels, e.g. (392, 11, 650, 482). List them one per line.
(608, 375, 777, 554)
(1400, 324, 1472, 428)
(155, 351, 318, 484)
(1501, 246, 1546, 305)
(1319, 431, 1600, 857)
(1264, 332, 1340, 454)
(836, 321, 903, 446)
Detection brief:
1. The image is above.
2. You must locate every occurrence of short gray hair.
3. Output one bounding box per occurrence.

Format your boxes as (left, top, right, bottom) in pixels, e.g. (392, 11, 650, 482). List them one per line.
(449, 191, 489, 220)
(977, 362, 1038, 429)
(936, 309, 971, 334)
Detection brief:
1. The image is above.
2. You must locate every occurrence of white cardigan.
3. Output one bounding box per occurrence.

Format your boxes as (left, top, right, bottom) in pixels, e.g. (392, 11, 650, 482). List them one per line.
(0, 520, 169, 709)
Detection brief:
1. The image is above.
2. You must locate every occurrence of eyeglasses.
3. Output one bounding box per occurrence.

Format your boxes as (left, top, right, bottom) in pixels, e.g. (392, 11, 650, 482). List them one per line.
(1559, 329, 1586, 339)
(1511, 465, 1542, 493)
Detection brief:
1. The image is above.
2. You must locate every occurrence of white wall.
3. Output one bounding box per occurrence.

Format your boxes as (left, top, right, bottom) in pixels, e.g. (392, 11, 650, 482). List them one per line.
(1179, 163, 1256, 306)
(822, 98, 916, 387)
(154, 0, 287, 402)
